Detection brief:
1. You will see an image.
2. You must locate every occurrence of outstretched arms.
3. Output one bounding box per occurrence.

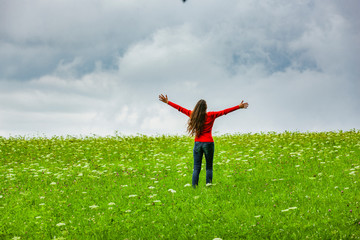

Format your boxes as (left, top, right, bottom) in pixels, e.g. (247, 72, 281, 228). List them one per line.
(159, 94, 248, 118)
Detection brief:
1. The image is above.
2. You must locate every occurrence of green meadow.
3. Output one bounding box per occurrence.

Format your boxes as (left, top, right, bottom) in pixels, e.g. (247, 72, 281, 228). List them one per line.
(0, 131, 359, 239)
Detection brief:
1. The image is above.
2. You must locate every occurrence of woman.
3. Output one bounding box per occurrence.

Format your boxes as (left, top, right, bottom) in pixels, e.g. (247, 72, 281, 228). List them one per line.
(158, 94, 249, 187)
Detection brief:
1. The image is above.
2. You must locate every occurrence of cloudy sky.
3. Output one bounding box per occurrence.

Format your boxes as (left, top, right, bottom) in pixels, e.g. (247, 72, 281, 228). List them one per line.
(1, 0, 359, 137)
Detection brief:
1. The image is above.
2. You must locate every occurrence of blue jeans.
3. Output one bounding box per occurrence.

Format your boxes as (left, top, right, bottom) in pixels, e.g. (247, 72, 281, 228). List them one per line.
(192, 142, 215, 187)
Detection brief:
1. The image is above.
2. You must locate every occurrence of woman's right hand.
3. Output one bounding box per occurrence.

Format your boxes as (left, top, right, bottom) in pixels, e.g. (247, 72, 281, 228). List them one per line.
(239, 100, 249, 109)
(159, 94, 169, 104)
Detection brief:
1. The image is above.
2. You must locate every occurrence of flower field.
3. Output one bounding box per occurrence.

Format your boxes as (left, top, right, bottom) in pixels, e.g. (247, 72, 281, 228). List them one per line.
(0, 131, 359, 239)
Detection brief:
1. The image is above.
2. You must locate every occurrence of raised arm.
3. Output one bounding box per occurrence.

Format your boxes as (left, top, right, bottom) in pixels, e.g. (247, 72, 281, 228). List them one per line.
(212, 100, 249, 118)
(158, 94, 191, 117)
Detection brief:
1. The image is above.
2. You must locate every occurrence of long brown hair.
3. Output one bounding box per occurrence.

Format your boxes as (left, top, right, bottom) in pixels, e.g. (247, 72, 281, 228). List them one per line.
(187, 99, 207, 137)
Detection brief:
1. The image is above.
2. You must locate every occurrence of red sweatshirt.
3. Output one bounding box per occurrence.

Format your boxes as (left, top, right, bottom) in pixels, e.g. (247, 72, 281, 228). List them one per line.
(168, 101, 240, 142)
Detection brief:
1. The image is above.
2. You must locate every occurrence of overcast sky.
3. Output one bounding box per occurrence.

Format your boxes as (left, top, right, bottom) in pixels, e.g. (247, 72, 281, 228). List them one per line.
(1, 0, 359, 137)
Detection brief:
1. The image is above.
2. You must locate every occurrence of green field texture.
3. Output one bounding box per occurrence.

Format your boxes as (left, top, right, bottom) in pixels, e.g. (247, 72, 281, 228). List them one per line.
(1, 130, 359, 239)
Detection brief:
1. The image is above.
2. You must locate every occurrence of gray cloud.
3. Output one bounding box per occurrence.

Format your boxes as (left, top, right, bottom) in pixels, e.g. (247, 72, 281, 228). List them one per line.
(0, 0, 359, 137)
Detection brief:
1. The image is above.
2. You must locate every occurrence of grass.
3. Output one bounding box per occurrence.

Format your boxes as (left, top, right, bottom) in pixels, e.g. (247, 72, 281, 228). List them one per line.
(0, 130, 359, 239)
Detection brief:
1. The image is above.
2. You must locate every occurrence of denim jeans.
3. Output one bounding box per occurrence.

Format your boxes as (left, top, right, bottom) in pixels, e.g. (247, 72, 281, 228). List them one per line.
(192, 142, 215, 187)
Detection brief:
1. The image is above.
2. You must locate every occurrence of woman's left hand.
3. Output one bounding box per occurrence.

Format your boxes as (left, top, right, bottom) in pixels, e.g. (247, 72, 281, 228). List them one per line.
(239, 100, 249, 109)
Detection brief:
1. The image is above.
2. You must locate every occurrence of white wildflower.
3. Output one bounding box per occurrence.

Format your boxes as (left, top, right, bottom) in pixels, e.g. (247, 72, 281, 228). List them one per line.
(56, 222, 66, 227)
(89, 205, 99, 209)
(0, 195, 3, 198)
(53, 236, 66, 240)
(12, 237, 21, 240)
(50, 182, 57, 185)
(35, 216, 41, 219)
(125, 209, 131, 213)
(184, 183, 191, 187)
(255, 215, 261, 218)
(282, 207, 297, 212)
(148, 186, 155, 189)
(168, 189, 176, 193)
(295, 165, 300, 167)
(153, 200, 161, 203)
(121, 185, 128, 187)
(108, 202, 115, 205)
(128, 195, 137, 198)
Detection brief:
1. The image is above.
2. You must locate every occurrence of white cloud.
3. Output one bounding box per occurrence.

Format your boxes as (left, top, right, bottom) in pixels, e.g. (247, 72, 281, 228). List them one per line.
(0, 0, 359, 137)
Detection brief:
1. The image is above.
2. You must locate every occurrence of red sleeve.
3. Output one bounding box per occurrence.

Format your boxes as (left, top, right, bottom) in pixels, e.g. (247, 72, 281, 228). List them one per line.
(210, 105, 240, 119)
(168, 101, 191, 117)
